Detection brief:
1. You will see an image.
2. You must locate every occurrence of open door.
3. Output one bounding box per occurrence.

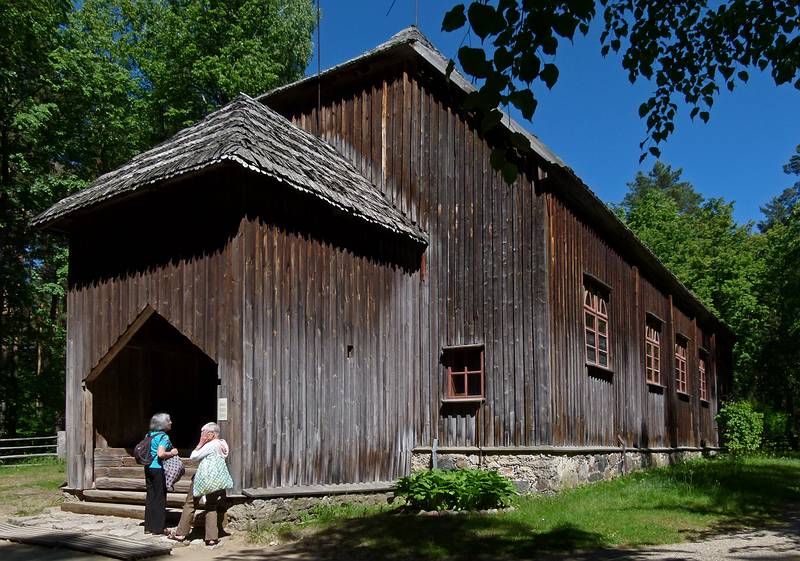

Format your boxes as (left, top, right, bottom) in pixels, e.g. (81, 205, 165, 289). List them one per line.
(87, 311, 218, 451)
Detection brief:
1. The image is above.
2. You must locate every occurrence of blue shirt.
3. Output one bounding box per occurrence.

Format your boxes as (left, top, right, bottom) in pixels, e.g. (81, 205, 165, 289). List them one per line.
(146, 431, 171, 469)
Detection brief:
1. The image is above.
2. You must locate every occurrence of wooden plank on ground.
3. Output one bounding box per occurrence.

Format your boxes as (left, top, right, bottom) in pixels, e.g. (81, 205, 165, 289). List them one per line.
(0, 521, 172, 560)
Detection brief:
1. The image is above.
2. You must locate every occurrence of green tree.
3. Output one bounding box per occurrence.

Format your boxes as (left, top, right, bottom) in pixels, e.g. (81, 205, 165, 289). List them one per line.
(441, 1, 800, 177)
(618, 165, 768, 395)
(621, 161, 703, 216)
(0, 0, 316, 436)
(0, 0, 78, 435)
(759, 145, 800, 232)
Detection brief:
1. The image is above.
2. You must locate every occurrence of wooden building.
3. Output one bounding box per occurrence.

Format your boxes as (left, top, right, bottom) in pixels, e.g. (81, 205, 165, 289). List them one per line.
(36, 27, 731, 509)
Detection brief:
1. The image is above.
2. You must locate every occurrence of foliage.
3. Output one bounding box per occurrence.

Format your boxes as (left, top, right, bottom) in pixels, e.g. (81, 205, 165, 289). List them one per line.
(442, 1, 800, 179)
(760, 406, 794, 453)
(716, 400, 764, 454)
(617, 162, 769, 391)
(759, 144, 800, 232)
(247, 456, 800, 558)
(0, 0, 315, 437)
(394, 469, 516, 511)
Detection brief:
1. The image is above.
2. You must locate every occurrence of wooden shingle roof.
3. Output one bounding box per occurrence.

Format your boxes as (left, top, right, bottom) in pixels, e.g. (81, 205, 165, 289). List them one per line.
(34, 93, 426, 243)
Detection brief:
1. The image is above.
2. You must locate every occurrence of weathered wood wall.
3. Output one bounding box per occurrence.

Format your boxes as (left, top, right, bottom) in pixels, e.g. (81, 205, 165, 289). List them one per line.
(274, 66, 551, 450)
(544, 190, 721, 449)
(64, 55, 727, 492)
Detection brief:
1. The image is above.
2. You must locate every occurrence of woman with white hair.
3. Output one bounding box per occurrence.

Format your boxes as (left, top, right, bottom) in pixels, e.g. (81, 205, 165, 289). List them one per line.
(167, 422, 230, 546)
(143, 412, 179, 534)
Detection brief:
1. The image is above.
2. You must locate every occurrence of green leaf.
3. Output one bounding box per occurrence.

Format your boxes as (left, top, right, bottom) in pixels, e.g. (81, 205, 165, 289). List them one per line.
(638, 102, 649, 118)
(442, 4, 466, 31)
(738, 70, 749, 82)
(458, 46, 492, 79)
(540, 63, 559, 89)
(509, 89, 537, 120)
(468, 2, 503, 40)
(445, 59, 456, 80)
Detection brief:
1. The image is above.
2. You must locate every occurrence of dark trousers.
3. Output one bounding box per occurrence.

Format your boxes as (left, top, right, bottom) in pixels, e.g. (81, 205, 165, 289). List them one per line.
(176, 489, 225, 541)
(144, 467, 167, 533)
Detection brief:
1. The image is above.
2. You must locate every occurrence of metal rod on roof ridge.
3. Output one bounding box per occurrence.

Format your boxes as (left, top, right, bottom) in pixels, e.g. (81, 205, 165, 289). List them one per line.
(316, 0, 321, 135)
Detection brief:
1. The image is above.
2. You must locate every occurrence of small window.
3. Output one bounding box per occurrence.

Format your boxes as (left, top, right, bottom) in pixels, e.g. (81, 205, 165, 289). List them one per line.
(699, 352, 709, 401)
(645, 318, 662, 385)
(675, 337, 688, 394)
(443, 346, 484, 398)
(584, 283, 610, 368)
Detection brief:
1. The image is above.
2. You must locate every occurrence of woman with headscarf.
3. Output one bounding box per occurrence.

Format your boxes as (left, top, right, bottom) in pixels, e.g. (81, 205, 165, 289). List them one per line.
(143, 412, 179, 534)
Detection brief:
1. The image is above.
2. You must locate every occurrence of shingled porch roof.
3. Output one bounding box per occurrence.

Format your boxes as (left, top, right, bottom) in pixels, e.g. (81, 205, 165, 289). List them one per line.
(34, 94, 426, 243)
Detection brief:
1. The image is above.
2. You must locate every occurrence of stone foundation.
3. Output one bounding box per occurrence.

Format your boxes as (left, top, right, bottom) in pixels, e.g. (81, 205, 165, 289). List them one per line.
(226, 447, 715, 528)
(225, 492, 393, 530)
(412, 448, 710, 493)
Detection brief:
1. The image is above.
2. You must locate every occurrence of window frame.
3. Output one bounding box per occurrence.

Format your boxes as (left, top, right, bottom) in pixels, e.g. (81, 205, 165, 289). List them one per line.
(698, 350, 709, 402)
(583, 281, 610, 370)
(645, 315, 662, 385)
(442, 345, 485, 400)
(674, 336, 689, 394)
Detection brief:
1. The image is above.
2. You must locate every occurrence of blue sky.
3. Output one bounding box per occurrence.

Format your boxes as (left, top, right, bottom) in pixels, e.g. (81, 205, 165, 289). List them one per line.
(307, 1, 799, 225)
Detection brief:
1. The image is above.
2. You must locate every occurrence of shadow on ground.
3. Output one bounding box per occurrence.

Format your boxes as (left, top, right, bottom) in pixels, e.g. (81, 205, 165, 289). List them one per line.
(221, 458, 800, 561)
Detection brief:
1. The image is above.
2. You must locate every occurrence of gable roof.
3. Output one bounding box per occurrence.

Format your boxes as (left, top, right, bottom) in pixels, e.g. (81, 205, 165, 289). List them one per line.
(259, 26, 733, 337)
(34, 94, 426, 243)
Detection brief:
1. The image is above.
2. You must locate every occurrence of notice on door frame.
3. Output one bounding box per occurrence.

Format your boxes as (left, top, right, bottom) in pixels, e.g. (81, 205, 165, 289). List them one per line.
(217, 398, 228, 421)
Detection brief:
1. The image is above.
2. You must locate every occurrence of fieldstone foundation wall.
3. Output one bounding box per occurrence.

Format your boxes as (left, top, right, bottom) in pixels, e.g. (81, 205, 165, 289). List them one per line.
(225, 448, 714, 528)
(226, 492, 392, 530)
(412, 449, 708, 494)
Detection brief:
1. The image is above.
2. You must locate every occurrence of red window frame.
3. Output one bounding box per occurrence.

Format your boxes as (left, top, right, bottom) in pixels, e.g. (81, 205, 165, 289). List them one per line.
(699, 352, 708, 401)
(584, 284, 609, 368)
(675, 337, 688, 394)
(645, 320, 661, 384)
(444, 346, 484, 398)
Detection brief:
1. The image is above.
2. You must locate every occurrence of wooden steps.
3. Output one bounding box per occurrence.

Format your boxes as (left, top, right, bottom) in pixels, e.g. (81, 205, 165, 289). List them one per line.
(95, 466, 197, 479)
(61, 501, 183, 521)
(62, 447, 200, 521)
(95, 476, 192, 494)
(83, 489, 187, 508)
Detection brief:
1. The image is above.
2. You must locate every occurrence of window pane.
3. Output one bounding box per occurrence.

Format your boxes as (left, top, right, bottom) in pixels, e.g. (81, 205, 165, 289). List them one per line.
(467, 373, 482, 396)
(646, 356, 652, 369)
(466, 351, 482, 372)
(598, 319, 607, 334)
(599, 335, 607, 351)
(586, 348, 596, 364)
(599, 352, 608, 367)
(452, 374, 466, 396)
(586, 329, 595, 344)
(585, 313, 595, 328)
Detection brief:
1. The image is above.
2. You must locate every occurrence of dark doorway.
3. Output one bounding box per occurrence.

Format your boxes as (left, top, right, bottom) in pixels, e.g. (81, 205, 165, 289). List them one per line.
(89, 313, 218, 452)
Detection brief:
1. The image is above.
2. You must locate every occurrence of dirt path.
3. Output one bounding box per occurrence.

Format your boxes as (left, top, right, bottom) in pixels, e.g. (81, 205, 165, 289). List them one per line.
(2, 510, 799, 560)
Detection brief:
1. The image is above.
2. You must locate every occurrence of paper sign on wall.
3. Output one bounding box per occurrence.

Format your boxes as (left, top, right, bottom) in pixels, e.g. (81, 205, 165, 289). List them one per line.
(217, 398, 228, 421)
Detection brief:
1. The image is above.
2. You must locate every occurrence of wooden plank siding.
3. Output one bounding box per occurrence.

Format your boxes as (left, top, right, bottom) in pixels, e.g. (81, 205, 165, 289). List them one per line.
(544, 190, 722, 449)
(63, 57, 727, 491)
(278, 68, 543, 452)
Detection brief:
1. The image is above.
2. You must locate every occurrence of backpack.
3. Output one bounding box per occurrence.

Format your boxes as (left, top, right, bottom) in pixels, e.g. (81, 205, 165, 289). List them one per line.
(134, 432, 165, 466)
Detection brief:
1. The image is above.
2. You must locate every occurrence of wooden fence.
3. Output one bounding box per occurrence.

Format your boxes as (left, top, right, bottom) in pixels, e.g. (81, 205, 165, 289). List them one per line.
(0, 435, 58, 461)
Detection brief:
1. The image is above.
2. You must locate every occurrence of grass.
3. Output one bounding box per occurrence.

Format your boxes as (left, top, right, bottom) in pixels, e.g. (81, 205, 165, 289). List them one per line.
(0, 458, 66, 518)
(248, 455, 800, 560)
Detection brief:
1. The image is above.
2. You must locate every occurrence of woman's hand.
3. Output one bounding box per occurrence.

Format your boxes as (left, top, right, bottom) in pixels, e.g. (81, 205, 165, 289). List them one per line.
(171, 448, 180, 457)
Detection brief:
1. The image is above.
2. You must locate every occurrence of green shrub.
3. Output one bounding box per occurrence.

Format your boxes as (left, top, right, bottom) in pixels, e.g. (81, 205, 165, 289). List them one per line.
(394, 468, 516, 511)
(716, 400, 764, 454)
(761, 408, 794, 452)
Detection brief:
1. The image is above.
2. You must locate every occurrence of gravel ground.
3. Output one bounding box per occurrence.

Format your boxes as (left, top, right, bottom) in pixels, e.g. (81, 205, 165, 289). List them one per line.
(2, 508, 799, 560)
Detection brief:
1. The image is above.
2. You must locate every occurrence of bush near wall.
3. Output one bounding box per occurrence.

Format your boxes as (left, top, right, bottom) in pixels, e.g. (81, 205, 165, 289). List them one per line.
(394, 469, 516, 511)
(716, 401, 764, 453)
